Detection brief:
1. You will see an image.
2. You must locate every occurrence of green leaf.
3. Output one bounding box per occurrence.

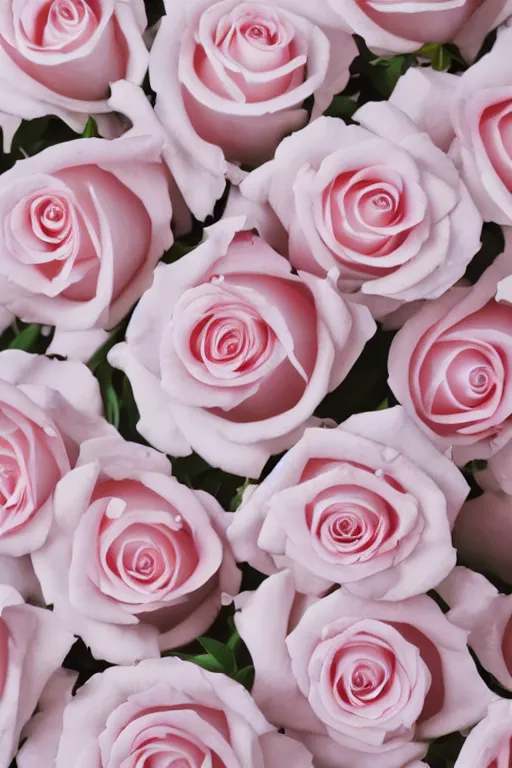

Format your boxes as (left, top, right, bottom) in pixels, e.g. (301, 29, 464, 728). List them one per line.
(377, 398, 389, 410)
(227, 630, 241, 654)
(188, 654, 225, 673)
(234, 666, 254, 690)
(82, 117, 98, 138)
(432, 46, 452, 72)
(96, 363, 120, 429)
(465, 459, 488, 473)
(324, 95, 358, 121)
(198, 637, 236, 675)
(8, 324, 40, 351)
(229, 478, 252, 512)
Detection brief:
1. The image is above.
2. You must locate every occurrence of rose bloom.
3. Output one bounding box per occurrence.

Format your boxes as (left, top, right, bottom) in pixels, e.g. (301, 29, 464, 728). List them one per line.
(453, 489, 512, 583)
(392, 28, 512, 226)
(17, 658, 314, 768)
(448, 27, 512, 226)
(323, 0, 512, 58)
(0, 584, 73, 767)
(228, 406, 468, 599)
(388, 245, 512, 465)
(0, 133, 173, 330)
(148, 0, 357, 221)
(438, 566, 512, 691)
(32, 435, 241, 664)
(0, 0, 148, 149)
(241, 107, 482, 318)
(452, 700, 512, 768)
(235, 571, 494, 768)
(109, 216, 376, 478)
(0, 349, 112, 560)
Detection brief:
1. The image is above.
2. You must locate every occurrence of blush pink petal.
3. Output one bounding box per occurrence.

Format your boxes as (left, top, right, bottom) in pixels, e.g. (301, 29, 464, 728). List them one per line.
(438, 566, 512, 690)
(0, 586, 74, 767)
(17, 669, 78, 768)
(235, 570, 325, 732)
(454, 490, 512, 583)
(452, 699, 512, 767)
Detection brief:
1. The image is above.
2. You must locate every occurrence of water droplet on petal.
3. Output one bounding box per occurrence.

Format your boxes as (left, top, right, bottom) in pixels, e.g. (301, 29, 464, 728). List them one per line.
(374, 468, 384, 478)
(210, 274, 225, 285)
(382, 447, 400, 462)
(327, 267, 340, 284)
(106, 499, 127, 519)
(174, 515, 183, 526)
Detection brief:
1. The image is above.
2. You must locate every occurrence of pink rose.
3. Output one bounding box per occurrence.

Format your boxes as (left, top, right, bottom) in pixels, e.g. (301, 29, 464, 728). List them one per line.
(0, 584, 73, 767)
(0, 133, 173, 330)
(323, 0, 512, 59)
(241, 107, 481, 318)
(235, 571, 493, 768)
(0, 349, 112, 557)
(17, 658, 314, 768)
(0, 0, 148, 148)
(452, 699, 512, 768)
(453, 489, 512, 583)
(148, 0, 357, 220)
(448, 27, 512, 225)
(388, 246, 512, 464)
(438, 566, 512, 691)
(228, 406, 468, 599)
(32, 435, 241, 664)
(109, 217, 376, 478)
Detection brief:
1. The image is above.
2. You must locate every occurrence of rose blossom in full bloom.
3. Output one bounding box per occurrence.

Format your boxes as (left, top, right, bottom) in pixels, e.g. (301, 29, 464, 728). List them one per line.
(0, 133, 173, 330)
(17, 658, 314, 768)
(32, 435, 241, 664)
(148, 0, 357, 220)
(0, 349, 112, 562)
(388, 239, 512, 465)
(322, 0, 512, 59)
(0, 0, 149, 149)
(438, 566, 512, 691)
(109, 216, 376, 478)
(241, 106, 482, 318)
(228, 406, 468, 599)
(0, 585, 73, 767)
(235, 571, 493, 768)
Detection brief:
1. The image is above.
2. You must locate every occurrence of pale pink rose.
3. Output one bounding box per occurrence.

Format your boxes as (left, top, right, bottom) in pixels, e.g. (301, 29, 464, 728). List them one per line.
(0, 0, 149, 149)
(438, 566, 512, 691)
(32, 435, 241, 664)
(236, 571, 492, 768)
(0, 133, 173, 330)
(0, 349, 113, 558)
(324, 0, 512, 59)
(388, 247, 512, 465)
(453, 489, 512, 583)
(228, 406, 468, 599)
(109, 216, 376, 478)
(147, 0, 357, 221)
(0, 584, 73, 767)
(448, 27, 512, 225)
(17, 657, 314, 768)
(454, 699, 512, 767)
(241, 108, 482, 318)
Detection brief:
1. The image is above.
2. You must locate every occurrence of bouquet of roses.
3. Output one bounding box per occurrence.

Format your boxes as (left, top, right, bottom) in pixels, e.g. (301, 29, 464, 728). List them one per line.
(0, 0, 511, 766)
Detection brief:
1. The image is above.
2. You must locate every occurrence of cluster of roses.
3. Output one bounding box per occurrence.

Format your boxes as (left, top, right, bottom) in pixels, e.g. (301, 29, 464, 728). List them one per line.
(1, 0, 512, 767)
